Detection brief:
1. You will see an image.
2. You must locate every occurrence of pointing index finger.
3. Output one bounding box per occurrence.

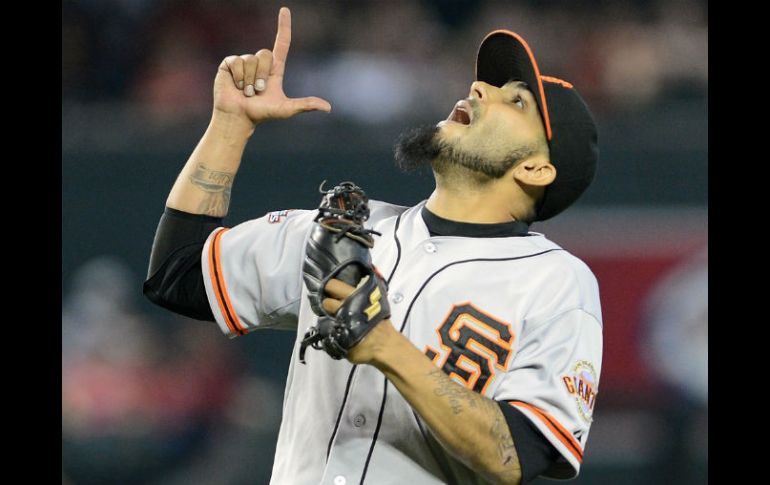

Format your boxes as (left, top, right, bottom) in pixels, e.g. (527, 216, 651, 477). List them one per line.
(271, 7, 291, 78)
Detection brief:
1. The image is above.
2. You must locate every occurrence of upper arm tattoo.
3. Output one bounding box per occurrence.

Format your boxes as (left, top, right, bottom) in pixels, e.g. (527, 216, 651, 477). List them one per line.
(189, 164, 234, 216)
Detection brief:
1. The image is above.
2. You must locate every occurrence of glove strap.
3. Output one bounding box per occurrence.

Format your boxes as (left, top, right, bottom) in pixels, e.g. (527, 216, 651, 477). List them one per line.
(299, 327, 322, 364)
(299, 319, 350, 363)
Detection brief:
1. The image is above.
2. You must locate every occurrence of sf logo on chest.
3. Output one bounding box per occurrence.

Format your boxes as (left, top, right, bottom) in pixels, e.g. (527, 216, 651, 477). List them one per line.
(425, 303, 515, 394)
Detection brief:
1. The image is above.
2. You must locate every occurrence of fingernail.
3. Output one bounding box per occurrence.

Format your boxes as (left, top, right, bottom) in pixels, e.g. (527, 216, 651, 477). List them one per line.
(255, 79, 266, 91)
(244, 84, 255, 97)
(237, 80, 244, 89)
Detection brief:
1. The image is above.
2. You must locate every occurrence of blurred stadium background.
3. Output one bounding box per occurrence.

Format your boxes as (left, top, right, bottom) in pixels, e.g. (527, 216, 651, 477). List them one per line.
(62, 0, 707, 483)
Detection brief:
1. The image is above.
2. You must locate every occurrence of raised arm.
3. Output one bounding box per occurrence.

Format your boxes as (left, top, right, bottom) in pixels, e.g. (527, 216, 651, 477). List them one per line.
(144, 7, 330, 318)
(166, 7, 331, 217)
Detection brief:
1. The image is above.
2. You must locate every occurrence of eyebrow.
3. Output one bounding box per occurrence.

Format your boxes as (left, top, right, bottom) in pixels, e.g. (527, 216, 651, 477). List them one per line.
(504, 80, 530, 91)
(503, 81, 535, 104)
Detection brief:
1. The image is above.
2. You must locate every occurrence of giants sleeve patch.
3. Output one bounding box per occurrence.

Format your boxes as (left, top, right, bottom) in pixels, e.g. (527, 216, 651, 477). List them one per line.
(267, 209, 295, 224)
(561, 360, 598, 423)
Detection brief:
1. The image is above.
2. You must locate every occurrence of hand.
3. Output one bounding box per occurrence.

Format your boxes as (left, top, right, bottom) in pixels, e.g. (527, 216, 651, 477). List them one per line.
(212, 7, 332, 126)
(322, 278, 397, 365)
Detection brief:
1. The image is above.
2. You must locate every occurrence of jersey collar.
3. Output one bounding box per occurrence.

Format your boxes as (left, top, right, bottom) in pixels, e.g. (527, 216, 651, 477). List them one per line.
(420, 206, 530, 238)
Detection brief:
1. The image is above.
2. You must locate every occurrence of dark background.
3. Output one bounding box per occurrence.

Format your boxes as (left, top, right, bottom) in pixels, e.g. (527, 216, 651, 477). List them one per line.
(62, 1, 707, 483)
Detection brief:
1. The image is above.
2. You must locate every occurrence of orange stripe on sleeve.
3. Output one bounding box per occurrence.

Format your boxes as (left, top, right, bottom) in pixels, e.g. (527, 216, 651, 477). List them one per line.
(508, 400, 583, 463)
(208, 228, 245, 336)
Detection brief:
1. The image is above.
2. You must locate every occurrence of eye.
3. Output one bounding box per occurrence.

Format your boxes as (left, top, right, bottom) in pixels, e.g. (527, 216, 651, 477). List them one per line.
(512, 95, 525, 109)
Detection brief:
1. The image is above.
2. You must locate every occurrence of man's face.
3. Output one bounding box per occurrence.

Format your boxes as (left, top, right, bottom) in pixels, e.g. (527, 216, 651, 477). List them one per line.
(394, 80, 548, 179)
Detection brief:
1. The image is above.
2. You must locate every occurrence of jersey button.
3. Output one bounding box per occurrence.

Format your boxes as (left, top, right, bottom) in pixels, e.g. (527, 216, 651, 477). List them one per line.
(353, 414, 366, 427)
(334, 475, 347, 485)
(392, 292, 404, 304)
(424, 242, 437, 253)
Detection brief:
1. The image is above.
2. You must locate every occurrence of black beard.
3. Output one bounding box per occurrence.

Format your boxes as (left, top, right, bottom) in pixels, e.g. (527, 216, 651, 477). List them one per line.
(393, 125, 441, 173)
(393, 124, 536, 180)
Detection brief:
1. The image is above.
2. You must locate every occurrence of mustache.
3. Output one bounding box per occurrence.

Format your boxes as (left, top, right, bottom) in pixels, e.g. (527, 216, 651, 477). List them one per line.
(466, 98, 480, 121)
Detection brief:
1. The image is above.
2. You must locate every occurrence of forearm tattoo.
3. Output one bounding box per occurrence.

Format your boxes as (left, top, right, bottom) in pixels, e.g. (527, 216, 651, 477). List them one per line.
(189, 164, 234, 216)
(490, 401, 519, 473)
(430, 369, 478, 415)
(428, 369, 520, 479)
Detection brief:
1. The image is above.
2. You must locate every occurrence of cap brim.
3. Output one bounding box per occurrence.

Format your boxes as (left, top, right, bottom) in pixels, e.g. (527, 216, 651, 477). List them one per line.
(475, 30, 552, 141)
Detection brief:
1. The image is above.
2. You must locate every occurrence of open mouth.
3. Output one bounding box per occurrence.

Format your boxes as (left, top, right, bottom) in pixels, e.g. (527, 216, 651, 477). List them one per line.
(446, 99, 473, 125)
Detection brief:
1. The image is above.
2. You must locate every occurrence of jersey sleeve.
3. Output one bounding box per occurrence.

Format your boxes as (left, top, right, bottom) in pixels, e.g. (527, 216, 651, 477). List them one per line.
(200, 209, 316, 337)
(493, 308, 603, 480)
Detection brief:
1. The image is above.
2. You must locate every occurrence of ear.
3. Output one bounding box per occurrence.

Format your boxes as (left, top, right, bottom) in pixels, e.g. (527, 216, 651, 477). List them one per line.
(512, 157, 556, 187)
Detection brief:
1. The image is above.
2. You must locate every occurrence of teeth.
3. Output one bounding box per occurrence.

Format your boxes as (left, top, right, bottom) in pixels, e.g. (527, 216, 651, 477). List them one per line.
(445, 100, 472, 125)
(453, 106, 470, 124)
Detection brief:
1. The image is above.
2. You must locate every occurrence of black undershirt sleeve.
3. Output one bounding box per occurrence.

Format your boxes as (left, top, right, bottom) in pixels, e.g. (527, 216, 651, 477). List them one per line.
(497, 401, 561, 483)
(142, 207, 223, 321)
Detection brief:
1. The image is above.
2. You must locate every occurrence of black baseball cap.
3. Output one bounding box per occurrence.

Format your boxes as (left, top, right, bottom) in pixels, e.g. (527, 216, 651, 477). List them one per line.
(476, 30, 599, 222)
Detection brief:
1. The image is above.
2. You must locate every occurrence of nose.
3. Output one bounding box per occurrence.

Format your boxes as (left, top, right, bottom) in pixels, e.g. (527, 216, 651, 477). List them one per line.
(469, 81, 492, 100)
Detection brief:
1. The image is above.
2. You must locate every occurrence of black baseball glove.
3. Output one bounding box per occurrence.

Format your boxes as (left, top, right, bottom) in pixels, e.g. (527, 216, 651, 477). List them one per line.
(299, 181, 390, 363)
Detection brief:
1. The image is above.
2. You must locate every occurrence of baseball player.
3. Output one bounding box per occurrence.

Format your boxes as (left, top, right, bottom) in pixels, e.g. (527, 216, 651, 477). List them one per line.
(144, 7, 601, 485)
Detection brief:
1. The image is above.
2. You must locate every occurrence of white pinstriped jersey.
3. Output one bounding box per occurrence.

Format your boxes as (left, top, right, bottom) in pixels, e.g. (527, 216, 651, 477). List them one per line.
(201, 200, 603, 485)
